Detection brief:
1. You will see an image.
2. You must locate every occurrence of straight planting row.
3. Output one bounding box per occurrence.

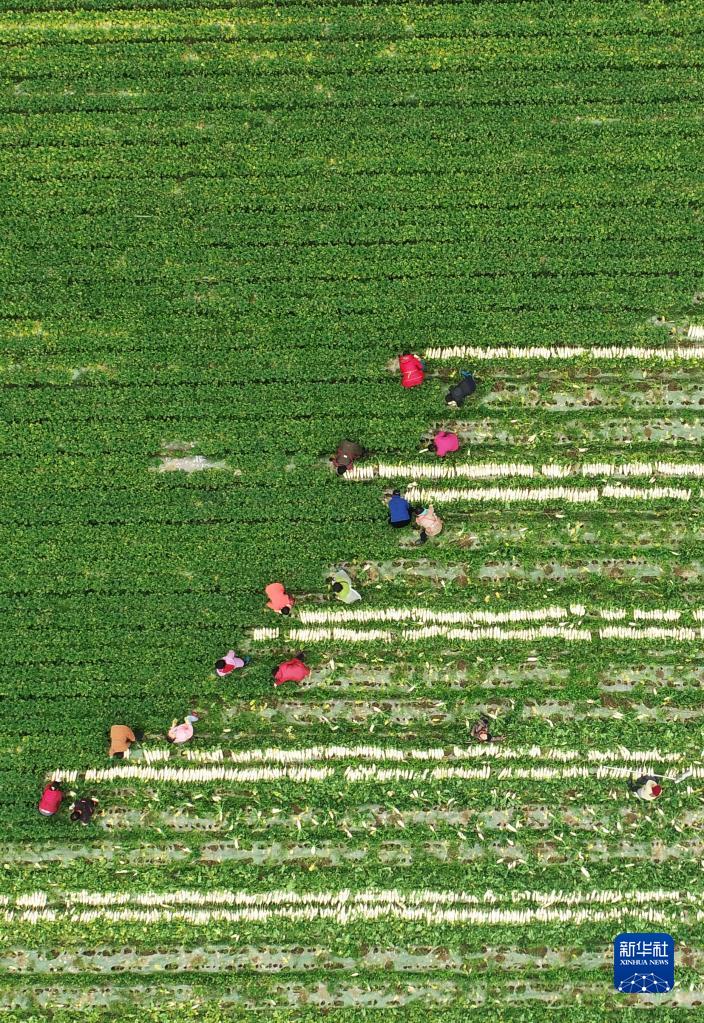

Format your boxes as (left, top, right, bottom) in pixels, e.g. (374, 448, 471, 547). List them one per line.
(4, 75, 703, 118)
(4, 238, 700, 282)
(8, 416, 704, 460)
(2, 277, 696, 321)
(5, 34, 704, 78)
(3, 107, 702, 150)
(1, 0, 702, 41)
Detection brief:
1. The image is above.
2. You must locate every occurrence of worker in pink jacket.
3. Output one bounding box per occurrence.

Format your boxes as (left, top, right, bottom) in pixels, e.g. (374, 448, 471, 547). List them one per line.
(167, 714, 199, 744)
(425, 430, 459, 458)
(415, 505, 444, 544)
(272, 653, 311, 687)
(265, 582, 294, 616)
(215, 650, 251, 677)
(399, 353, 425, 388)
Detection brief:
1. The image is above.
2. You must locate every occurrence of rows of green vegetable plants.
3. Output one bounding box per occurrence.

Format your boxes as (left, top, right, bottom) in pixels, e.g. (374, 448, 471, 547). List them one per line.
(3, 0, 704, 1017)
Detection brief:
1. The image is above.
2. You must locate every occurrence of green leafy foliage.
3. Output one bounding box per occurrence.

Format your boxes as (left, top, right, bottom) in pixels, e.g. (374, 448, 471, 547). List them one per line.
(1, 0, 703, 1016)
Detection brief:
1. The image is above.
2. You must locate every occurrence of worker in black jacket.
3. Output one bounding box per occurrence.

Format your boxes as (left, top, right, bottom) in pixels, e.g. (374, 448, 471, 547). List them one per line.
(445, 370, 477, 408)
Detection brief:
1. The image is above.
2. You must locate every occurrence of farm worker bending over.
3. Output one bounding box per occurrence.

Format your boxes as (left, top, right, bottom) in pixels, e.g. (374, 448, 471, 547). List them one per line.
(273, 653, 311, 688)
(330, 567, 362, 604)
(415, 505, 444, 545)
(628, 775, 662, 801)
(38, 781, 63, 817)
(331, 440, 366, 477)
(215, 651, 251, 677)
(470, 716, 505, 743)
(445, 370, 477, 408)
(399, 353, 425, 388)
(168, 714, 199, 744)
(425, 430, 459, 458)
(70, 797, 98, 826)
(109, 724, 138, 760)
(265, 582, 294, 616)
(388, 489, 417, 528)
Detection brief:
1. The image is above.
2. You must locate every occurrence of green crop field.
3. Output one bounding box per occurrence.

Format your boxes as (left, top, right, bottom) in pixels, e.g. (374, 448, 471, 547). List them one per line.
(2, 0, 704, 1019)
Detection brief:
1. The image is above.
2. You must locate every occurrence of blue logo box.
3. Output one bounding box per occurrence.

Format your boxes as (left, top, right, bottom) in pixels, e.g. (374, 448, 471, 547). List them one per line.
(614, 932, 675, 993)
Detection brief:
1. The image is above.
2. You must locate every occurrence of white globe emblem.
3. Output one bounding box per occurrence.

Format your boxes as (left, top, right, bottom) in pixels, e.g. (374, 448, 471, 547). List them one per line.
(617, 972, 672, 994)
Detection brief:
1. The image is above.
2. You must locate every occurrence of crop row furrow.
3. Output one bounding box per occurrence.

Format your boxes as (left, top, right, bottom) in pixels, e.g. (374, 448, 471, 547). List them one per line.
(3, 278, 695, 321)
(0, 940, 618, 974)
(3, 113, 703, 153)
(95, 801, 704, 836)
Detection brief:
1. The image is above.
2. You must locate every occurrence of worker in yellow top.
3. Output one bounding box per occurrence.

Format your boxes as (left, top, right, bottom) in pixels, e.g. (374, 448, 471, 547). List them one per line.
(329, 567, 362, 604)
(108, 724, 140, 760)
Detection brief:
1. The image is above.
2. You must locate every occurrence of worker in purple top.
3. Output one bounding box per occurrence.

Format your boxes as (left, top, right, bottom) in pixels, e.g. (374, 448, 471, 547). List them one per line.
(70, 797, 98, 826)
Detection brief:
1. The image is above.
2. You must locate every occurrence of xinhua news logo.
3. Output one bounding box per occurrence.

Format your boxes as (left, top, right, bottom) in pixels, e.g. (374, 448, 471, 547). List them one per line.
(613, 932, 675, 993)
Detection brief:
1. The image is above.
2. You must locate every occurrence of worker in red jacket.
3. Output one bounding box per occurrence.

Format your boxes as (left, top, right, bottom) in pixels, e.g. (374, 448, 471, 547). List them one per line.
(399, 353, 425, 388)
(38, 781, 63, 817)
(265, 582, 295, 616)
(272, 653, 311, 687)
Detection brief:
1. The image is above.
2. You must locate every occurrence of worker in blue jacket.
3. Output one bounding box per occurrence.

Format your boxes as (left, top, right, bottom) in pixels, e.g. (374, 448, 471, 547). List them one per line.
(388, 489, 420, 528)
